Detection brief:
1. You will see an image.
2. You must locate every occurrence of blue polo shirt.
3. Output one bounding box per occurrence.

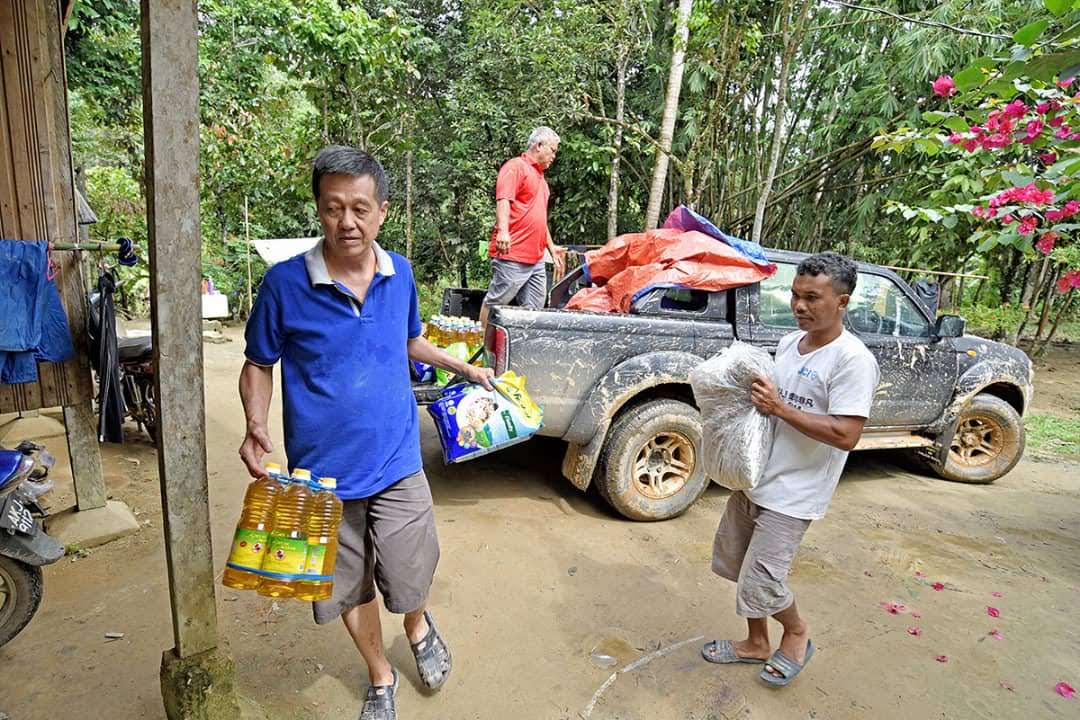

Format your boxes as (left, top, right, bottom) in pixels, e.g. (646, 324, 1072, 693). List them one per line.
(244, 240, 423, 500)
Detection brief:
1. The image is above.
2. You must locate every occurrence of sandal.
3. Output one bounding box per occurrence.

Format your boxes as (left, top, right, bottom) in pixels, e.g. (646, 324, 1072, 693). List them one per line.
(411, 610, 452, 691)
(359, 667, 398, 720)
(759, 640, 815, 687)
(702, 639, 767, 664)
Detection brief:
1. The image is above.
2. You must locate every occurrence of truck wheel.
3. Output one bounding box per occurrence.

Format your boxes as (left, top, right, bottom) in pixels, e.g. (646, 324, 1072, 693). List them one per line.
(598, 399, 709, 521)
(929, 393, 1025, 484)
(0, 556, 43, 648)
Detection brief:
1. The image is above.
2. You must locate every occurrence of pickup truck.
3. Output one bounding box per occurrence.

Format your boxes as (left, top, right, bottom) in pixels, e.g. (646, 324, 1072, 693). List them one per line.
(416, 249, 1034, 522)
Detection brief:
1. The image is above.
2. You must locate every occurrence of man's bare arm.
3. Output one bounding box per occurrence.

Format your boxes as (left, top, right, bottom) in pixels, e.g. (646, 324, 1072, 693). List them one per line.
(238, 360, 275, 477)
(751, 377, 867, 451)
(495, 199, 512, 255)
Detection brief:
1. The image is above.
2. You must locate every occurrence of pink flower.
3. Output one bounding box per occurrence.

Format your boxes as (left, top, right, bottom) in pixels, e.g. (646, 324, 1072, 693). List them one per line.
(882, 602, 907, 614)
(1037, 232, 1058, 255)
(1037, 102, 1051, 114)
(1003, 100, 1028, 119)
(1002, 215, 1016, 224)
(1041, 152, 1058, 165)
(987, 606, 1001, 617)
(907, 626, 922, 636)
(1056, 125, 1072, 140)
(1050, 115, 1065, 128)
(947, 132, 964, 145)
(991, 591, 1003, 598)
(1056, 681, 1075, 699)
(932, 75, 957, 97)
(1058, 77, 1075, 88)
(1058, 272, 1076, 293)
(936, 655, 949, 663)
(932, 582, 945, 591)
(962, 139, 979, 152)
(970, 124, 985, 135)
(1026, 119, 1044, 138)
(1018, 217, 1039, 236)
(981, 133, 1011, 150)
(989, 629, 1004, 640)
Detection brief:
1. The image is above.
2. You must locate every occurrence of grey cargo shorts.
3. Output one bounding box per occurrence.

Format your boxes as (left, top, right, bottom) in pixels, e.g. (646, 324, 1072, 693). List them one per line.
(483, 258, 547, 309)
(712, 491, 811, 618)
(313, 469, 440, 624)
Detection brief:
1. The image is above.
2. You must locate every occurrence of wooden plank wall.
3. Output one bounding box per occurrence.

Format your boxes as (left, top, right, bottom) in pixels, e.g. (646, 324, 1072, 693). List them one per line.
(0, 0, 94, 414)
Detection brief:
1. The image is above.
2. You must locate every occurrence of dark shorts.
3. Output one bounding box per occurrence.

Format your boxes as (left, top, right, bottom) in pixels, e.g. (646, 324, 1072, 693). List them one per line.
(712, 491, 811, 618)
(483, 258, 546, 309)
(313, 470, 440, 624)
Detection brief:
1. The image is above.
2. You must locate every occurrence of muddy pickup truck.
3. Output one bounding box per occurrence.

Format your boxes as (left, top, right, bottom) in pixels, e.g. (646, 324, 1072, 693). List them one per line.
(416, 249, 1034, 521)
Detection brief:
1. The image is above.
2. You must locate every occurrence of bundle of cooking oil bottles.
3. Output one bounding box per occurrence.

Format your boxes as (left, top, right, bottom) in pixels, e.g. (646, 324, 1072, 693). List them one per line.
(425, 315, 483, 352)
(222, 463, 343, 601)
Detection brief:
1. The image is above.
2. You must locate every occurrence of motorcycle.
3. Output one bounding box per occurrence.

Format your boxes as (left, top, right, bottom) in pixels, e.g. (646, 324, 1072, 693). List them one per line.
(88, 277, 158, 444)
(0, 442, 63, 648)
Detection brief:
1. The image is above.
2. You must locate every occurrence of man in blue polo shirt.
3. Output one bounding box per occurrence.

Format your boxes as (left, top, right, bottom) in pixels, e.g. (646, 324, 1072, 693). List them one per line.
(239, 146, 492, 720)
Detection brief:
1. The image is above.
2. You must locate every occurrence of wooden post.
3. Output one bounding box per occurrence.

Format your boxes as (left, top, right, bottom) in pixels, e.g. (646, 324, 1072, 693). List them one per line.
(244, 196, 253, 315)
(141, 0, 222, 662)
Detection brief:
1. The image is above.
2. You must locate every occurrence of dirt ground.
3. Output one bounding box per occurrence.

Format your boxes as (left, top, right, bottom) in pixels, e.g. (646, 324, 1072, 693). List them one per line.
(1, 330, 1078, 720)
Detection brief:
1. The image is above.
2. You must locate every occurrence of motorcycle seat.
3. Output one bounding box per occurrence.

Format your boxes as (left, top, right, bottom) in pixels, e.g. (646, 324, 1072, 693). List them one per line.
(117, 335, 153, 363)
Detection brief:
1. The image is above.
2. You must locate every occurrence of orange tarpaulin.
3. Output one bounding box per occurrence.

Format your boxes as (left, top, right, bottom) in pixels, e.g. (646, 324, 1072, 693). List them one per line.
(566, 228, 775, 313)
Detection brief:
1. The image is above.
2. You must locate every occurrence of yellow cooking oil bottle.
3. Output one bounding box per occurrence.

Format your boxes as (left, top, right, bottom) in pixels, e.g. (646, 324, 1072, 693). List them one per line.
(294, 476, 344, 601)
(222, 462, 287, 590)
(257, 467, 314, 598)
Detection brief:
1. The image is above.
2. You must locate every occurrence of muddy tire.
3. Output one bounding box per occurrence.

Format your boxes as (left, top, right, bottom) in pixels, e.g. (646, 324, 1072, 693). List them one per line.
(0, 556, 43, 648)
(597, 399, 709, 521)
(929, 393, 1025, 484)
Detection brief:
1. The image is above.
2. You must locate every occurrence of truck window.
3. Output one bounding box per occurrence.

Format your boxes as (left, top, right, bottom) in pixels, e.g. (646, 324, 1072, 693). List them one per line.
(659, 288, 709, 312)
(759, 263, 797, 328)
(848, 273, 931, 337)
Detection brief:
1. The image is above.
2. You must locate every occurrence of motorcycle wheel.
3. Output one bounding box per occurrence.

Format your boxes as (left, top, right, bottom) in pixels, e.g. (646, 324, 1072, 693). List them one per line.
(0, 555, 43, 648)
(141, 379, 158, 445)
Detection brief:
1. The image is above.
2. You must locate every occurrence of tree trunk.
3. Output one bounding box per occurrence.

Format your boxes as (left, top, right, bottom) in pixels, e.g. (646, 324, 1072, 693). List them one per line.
(752, 0, 809, 245)
(644, 0, 694, 230)
(405, 149, 414, 260)
(1035, 268, 1060, 341)
(1034, 292, 1075, 357)
(607, 52, 628, 241)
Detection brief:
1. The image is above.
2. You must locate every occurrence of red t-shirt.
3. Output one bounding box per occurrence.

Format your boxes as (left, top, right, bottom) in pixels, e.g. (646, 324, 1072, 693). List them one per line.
(489, 154, 550, 264)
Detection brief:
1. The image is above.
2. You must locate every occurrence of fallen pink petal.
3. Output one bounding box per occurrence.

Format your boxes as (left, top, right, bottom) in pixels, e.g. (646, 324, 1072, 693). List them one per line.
(932, 582, 945, 591)
(864, 570, 873, 577)
(989, 629, 1004, 640)
(936, 655, 948, 663)
(882, 602, 906, 614)
(911, 611, 922, 620)
(907, 626, 922, 636)
(1001, 681, 1015, 692)
(991, 591, 1003, 598)
(915, 571, 926, 578)
(987, 606, 1001, 618)
(1056, 682, 1075, 699)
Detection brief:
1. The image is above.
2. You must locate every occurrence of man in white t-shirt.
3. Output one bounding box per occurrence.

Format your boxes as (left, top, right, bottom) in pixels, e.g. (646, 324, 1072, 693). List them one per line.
(702, 252, 880, 687)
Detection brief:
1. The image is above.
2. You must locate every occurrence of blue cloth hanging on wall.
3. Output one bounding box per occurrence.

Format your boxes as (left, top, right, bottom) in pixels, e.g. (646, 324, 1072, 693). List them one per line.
(0, 240, 75, 384)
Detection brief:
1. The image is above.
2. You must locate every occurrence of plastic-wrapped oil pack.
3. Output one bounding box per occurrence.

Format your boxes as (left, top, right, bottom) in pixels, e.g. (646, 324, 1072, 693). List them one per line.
(689, 342, 776, 490)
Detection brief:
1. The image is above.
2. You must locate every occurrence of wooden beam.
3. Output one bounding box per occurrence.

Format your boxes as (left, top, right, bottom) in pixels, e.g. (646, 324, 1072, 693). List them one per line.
(141, 0, 220, 660)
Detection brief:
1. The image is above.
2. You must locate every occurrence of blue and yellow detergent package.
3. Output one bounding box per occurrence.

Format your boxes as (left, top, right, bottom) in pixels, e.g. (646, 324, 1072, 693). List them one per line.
(428, 371, 543, 463)
(411, 360, 436, 383)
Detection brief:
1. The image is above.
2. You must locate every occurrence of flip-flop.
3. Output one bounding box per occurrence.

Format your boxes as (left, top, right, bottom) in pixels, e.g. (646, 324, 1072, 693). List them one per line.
(759, 640, 815, 687)
(702, 639, 767, 665)
(359, 667, 399, 720)
(411, 610, 452, 691)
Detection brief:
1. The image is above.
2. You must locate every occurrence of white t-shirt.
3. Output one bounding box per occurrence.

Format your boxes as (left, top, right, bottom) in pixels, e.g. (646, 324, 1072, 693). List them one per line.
(747, 330, 880, 520)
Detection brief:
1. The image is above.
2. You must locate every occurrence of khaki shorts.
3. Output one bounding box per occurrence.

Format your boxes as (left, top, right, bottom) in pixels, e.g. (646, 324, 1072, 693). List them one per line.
(313, 470, 440, 624)
(712, 491, 811, 618)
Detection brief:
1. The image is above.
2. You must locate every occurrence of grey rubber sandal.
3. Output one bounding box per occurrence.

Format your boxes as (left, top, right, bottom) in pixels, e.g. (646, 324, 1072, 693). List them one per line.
(411, 610, 452, 691)
(702, 639, 766, 665)
(359, 667, 399, 720)
(760, 640, 815, 687)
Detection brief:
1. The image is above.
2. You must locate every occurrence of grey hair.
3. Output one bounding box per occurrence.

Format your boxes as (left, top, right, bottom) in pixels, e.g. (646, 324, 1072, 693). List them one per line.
(527, 126, 560, 150)
(311, 145, 389, 203)
(797, 251, 858, 295)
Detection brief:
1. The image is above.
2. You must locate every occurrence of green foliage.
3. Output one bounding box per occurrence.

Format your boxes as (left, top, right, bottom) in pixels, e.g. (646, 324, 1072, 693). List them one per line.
(1026, 413, 1080, 456)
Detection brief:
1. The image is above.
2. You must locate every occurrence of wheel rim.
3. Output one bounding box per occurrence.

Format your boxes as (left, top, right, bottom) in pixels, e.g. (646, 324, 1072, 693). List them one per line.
(632, 431, 695, 500)
(0, 561, 17, 631)
(949, 413, 1006, 468)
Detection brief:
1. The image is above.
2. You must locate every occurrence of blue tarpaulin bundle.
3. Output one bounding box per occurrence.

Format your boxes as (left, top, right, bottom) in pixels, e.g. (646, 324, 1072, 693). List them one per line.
(0, 240, 74, 384)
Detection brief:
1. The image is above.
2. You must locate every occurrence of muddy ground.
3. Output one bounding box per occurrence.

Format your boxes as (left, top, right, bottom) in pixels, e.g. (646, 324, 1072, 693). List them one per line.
(0, 331, 1077, 719)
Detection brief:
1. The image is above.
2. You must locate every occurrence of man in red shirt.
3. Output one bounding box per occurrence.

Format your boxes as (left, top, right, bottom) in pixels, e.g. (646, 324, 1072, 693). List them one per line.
(479, 126, 566, 328)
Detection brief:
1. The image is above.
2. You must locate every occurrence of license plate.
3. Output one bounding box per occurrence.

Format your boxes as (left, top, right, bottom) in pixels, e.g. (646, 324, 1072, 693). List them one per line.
(0, 494, 35, 535)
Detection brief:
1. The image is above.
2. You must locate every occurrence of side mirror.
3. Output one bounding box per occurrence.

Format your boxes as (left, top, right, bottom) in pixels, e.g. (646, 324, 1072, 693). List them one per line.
(935, 314, 965, 339)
